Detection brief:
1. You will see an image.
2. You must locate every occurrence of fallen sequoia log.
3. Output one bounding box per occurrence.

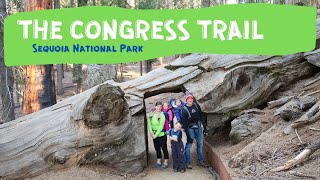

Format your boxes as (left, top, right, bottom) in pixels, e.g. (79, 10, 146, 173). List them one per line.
(274, 96, 317, 118)
(1, 52, 319, 179)
(2, 28, 320, 178)
(292, 102, 320, 128)
(267, 96, 294, 109)
(0, 84, 146, 179)
(271, 141, 320, 172)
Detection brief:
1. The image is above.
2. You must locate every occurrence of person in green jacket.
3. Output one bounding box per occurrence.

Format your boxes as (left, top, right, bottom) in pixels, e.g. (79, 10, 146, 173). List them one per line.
(148, 102, 169, 169)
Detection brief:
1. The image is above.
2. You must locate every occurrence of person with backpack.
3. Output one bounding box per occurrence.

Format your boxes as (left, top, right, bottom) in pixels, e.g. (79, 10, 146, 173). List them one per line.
(181, 94, 209, 169)
(170, 99, 185, 122)
(169, 121, 186, 173)
(147, 102, 169, 169)
(162, 102, 174, 130)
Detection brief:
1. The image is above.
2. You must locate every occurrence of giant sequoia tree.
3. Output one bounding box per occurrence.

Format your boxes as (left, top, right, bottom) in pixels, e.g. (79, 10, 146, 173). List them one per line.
(0, 0, 15, 122)
(23, 0, 56, 114)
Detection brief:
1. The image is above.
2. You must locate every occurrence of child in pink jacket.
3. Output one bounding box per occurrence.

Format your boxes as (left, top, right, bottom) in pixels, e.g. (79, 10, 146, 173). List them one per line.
(162, 102, 174, 130)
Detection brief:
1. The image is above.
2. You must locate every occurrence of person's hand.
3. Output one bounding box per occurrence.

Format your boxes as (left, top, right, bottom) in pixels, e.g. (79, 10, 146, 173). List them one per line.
(152, 134, 156, 139)
(150, 133, 155, 139)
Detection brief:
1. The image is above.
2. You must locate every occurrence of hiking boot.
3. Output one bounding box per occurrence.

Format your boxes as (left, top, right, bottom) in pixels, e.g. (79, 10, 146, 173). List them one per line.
(197, 161, 209, 168)
(161, 163, 168, 169)
(152, 163, 162, 168)
(180, 169, 186, 173)
(186, 162, 193, 169)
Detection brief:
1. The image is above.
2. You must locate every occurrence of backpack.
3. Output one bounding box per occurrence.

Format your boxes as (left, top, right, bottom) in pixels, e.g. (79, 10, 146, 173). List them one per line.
(163, 111, 169, 120)
(161, 112, 170, 132)
(164, 108, 174, 120)
(182, 103, 200, 129)
(182, 103, 199, 118)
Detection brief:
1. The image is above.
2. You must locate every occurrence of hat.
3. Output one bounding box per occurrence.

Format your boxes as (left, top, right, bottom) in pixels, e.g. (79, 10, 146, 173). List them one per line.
(185, 95, 193, 102)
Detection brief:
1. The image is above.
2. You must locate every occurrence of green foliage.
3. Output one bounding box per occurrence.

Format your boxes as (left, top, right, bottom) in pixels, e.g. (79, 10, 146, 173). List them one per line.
(137, 0, 158, 9)
(294, 0, 310, 6)
(100, 0, 128, 7)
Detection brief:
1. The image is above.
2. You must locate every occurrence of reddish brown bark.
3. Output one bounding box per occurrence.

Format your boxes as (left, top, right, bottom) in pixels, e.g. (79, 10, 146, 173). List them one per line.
(22, 0, 54, 115)
(23, 0, 52, 11)
(23, 65, 40, 114)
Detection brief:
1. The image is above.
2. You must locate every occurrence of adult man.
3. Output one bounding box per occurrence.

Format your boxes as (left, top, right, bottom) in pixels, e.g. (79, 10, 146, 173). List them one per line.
(181, 94, 209, 169)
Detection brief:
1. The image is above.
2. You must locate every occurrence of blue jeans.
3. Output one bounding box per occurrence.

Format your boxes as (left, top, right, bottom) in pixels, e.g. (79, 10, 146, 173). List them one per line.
(185, 127, 203, 163)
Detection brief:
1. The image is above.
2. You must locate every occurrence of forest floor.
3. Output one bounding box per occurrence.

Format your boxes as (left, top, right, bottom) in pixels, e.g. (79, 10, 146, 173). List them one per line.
(28, 131, 214, 180)
(2, 57, 320, 179)
(207, 74, 320, 179)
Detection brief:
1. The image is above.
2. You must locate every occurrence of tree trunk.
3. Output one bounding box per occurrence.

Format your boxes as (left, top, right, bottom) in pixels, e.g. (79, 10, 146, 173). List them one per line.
(267, 96, 294, 109)
(40, 65, 57, 109)
(119, 63, 124, 81)
(23, 0, 52, 11)
(145, 60, 152, 73)
(22, 0, 53, 115)
(0, 84, 147, 179)
(140, 61, 143, 76)
(54, 0, 63, 95)
(67, 0, 74, 7)
(72, 64, 82, 93)
(22, 65, 40, 114)
(72, 0, 87, 93)
(87, 64, 117, 88)
(14, 70, 21, 108)
(0, 0, 15, 123)
(54, 0, 60, 8)
(77, 0, 88, 6)
(57, 65, 64, 95)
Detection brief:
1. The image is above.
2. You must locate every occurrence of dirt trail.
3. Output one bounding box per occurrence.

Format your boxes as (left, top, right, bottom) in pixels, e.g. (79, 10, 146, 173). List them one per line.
(144, 133, 214, 180)
(28, 135, 214, 180)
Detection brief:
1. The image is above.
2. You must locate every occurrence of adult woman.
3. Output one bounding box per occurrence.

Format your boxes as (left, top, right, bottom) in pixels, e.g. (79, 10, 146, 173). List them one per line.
(147, 102, 169, 169)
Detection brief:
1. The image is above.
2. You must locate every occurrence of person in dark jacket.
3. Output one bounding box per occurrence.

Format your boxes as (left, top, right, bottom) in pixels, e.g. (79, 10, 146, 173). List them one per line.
(181, 94, 208, 169)
(169, 121, 186, 173)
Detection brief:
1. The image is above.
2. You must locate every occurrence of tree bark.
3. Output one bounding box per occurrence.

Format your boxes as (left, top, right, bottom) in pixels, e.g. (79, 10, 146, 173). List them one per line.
(67, 0, 75, 7)
(140, 61, 143, 76)
(72, 64, 82, 93)
(77, 0, 88, 6)
(145, 60, 152, 73)
(54, 0, 64, 95)
(0, 0, 15, 122)
(87, 64, 117, 88)
(40, 65, 57, 109)
(272, 141, 320, 172)
(57, 65, 64, 95)
(22, 0, 53, 115)
(22, 65, 40, 114)
(54, 0, 60, 8)
(0, 84, 146, 179)
(72, 0, 87, 93)
(23, 0, 52, 11)
(267, 96, 294, 109)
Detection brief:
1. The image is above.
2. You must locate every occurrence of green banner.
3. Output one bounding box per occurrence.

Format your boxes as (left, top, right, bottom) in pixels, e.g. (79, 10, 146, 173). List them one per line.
(4, 4, 316, 66)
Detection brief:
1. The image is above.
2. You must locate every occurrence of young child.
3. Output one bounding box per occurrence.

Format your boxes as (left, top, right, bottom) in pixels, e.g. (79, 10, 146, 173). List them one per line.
(170, 99, 185, 122)
(169, 122, 186, 173)
(162, 102, 174, 129)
